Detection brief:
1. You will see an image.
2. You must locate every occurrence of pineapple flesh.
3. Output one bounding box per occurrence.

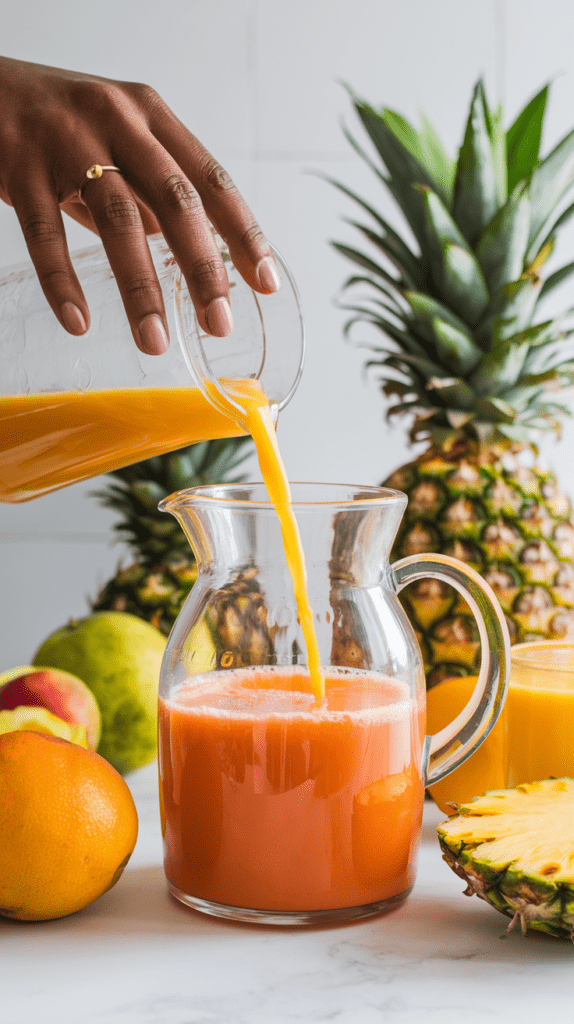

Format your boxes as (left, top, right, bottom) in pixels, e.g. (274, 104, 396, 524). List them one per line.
(438, 778, 574, 939)
(332, 79, 574, 684)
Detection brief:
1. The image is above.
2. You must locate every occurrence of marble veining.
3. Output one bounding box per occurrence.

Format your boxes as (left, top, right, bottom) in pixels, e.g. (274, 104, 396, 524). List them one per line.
(2, 764, 572, 1024)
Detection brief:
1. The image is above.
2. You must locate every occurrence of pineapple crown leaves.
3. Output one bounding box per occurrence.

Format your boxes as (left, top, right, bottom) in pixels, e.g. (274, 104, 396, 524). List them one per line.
(90, 436, 253, 565)
(330, 79, 574, 450)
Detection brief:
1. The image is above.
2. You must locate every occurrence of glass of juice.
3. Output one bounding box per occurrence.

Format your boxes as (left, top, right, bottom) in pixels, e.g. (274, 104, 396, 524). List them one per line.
(0, 232, 303, 502)
(158, 482, 510, 925)
(507, 641, 574, 787)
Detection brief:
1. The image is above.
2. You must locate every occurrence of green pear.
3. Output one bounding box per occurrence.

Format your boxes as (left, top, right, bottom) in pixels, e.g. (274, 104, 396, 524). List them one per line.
(33, 612, 165, 775)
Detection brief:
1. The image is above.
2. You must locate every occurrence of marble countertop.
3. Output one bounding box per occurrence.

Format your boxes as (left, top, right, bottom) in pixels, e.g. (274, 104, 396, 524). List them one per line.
(3, 763, 573, 1024)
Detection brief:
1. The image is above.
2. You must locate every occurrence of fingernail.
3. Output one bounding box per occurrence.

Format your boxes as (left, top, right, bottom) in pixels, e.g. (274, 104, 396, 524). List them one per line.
(206, 296, 233, 336)
(138, 314, 169, 355)
(257, 255, 281, 293)
(61, 301, 87, 335)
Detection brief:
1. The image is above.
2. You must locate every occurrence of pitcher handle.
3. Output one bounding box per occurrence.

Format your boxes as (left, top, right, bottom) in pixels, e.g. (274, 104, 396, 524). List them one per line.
(391, 553, 510, 787)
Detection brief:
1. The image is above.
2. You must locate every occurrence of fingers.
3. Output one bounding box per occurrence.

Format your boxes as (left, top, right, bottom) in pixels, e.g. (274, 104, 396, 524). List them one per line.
(62, 194, 161, 236)
(10, 179, 90, 336)
(4, 71, 281, 350)
(81, 172, 169, 354)
(194, 153, 282, 296)
(60, 199, 99, 235)
(111, 139, 234, 337)
(13, 173, 168, 354)
(118, 90, 282, 296)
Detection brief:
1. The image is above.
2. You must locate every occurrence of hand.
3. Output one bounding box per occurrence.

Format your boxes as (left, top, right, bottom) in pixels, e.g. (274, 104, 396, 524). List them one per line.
(0, 56, 281, 353)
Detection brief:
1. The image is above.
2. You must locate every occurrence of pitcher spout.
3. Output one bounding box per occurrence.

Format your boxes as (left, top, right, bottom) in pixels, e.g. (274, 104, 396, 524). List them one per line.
(159, 481, 408, 587)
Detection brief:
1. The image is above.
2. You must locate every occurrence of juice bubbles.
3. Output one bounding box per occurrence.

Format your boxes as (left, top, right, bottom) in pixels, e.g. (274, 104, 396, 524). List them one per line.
(507, 642, 574, 787)
(158, 668, 425, 913)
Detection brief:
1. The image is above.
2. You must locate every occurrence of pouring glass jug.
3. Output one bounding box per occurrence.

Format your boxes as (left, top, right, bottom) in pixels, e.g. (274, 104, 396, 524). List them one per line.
(0, 233, 304, 502)
(157, 481, 510, 926)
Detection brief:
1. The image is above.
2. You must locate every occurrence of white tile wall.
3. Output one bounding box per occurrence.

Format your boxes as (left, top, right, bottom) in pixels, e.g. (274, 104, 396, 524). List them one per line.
(2, 0, 574, 665)
(255, 0, 498, 156)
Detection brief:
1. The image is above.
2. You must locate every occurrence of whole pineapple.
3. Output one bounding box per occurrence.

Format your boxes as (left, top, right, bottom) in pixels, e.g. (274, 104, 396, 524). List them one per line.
(333, 80, 574, 685)
(90, 437, 271, 662)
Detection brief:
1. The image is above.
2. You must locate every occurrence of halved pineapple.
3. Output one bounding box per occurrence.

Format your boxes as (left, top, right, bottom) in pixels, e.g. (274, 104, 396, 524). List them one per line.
(438, 779, 574, 939)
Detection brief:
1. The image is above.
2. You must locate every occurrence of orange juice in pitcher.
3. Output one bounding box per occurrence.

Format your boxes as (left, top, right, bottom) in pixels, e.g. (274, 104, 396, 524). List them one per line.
(159, 667, 424, 913)
(0, 385, 248, 502)
(158, 481, 509, 925)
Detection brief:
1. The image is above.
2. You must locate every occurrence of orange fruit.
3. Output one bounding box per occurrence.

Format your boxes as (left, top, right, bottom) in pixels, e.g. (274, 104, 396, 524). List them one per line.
(0, 730, 138, 920)
(426, 675, 508, 816)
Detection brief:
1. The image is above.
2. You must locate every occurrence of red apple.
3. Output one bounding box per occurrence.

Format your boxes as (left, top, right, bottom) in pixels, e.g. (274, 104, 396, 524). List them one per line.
(0, 668, 101, 750)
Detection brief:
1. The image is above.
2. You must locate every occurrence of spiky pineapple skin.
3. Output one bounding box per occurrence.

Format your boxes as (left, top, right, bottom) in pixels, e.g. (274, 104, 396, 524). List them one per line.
(91, 437, 256, 638)
(91, 554, 198, 636)
(439, 840, 574, 939)
(438, 778, 574, 939)
(385, 446, 574, 687)
(93, 560, 274, 664)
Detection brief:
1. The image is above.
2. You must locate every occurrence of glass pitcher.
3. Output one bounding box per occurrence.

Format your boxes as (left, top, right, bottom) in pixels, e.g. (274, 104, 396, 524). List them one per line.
(157, 482, 509, 926)
(0, 233, 304, 502)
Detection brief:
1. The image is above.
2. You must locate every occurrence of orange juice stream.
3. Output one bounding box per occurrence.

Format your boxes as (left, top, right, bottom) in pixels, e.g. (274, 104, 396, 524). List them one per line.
(230, 383, 324, 702)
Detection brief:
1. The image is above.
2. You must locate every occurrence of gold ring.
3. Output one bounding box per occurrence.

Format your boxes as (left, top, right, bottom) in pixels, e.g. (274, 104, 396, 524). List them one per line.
(79, 164, 123, 197)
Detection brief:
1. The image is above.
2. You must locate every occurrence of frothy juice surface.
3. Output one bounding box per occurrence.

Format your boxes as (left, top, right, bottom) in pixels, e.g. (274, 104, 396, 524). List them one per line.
(158, 668, 425, 912)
